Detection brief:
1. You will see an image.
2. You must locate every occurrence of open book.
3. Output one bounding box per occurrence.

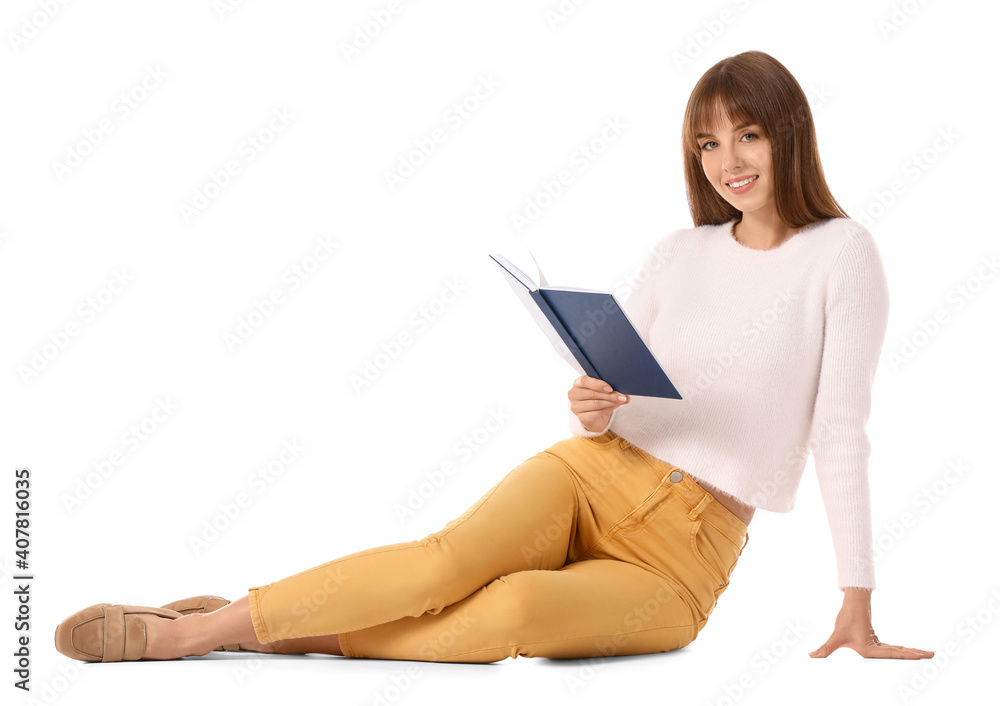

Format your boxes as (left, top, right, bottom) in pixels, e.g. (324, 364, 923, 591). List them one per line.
(489, 248, 681, 399)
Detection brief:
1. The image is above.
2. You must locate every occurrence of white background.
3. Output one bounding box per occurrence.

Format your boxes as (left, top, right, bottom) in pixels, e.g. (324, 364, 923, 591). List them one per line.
(2, 0, 998, 704)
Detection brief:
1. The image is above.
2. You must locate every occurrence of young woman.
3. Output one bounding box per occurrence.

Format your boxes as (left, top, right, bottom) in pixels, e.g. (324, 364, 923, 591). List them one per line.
(55, 50, 934, 663)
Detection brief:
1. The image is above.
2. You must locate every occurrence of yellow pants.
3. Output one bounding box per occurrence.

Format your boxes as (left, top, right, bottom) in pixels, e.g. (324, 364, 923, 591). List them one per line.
(247, 431, 749, 663)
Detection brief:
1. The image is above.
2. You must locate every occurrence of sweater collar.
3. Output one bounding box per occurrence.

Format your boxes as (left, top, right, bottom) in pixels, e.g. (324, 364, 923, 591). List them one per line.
(719, 217, 829, 254)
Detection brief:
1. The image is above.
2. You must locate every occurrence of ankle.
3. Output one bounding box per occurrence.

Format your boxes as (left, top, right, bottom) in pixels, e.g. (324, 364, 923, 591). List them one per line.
(174, 614, 214, 657)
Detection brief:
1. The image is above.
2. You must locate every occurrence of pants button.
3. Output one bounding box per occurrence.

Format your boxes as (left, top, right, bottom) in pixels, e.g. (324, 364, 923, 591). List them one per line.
(669, 470, 683, 483)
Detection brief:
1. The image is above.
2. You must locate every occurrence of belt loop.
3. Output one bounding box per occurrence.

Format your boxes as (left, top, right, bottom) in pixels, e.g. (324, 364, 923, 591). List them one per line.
(687, 493, 711, 521)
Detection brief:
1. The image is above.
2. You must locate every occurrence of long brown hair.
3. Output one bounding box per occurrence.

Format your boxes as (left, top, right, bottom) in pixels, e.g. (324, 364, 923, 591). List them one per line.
(681, 50, 848, 228)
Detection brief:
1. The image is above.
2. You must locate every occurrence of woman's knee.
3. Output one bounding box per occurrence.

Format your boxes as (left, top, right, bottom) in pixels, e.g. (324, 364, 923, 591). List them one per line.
(479, 570, 565, 637)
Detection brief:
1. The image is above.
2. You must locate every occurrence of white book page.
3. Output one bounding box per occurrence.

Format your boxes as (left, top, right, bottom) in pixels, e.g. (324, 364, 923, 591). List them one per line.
(525, 246, 604, 293)
(493, 253, 586, 376)
(526, 245, 550, 287)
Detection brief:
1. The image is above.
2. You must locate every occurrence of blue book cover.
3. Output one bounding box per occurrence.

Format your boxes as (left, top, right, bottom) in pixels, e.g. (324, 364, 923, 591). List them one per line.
(489, 251, 681, 399)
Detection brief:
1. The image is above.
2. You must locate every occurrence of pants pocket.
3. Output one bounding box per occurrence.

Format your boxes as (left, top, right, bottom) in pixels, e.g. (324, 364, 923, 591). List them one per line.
(689, 517, 742, 589)
(616, 483, 678, 536)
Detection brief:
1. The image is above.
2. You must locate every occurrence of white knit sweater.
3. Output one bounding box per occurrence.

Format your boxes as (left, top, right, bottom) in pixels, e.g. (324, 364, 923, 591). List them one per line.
(567, 216, 890, 590)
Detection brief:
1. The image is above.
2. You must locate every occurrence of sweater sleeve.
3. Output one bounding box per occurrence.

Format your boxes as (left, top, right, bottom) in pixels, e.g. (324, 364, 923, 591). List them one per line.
(808, 224, 890, 591)
(568, 230, 680, 439)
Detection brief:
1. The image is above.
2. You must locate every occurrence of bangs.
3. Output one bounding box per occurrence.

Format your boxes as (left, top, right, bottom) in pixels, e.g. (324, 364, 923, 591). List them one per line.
(685, 77, 766, 152)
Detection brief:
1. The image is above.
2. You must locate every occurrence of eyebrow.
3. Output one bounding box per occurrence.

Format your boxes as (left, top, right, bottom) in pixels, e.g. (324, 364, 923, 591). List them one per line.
(695, 120, 755, 140)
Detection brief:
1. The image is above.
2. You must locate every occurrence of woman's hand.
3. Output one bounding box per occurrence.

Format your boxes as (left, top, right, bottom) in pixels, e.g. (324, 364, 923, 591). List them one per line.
(809, 588, 936, 659)
(568, 375, 630, 433)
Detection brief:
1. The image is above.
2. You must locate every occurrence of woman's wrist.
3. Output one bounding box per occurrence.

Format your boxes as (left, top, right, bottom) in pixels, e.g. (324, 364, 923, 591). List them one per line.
(841, 587, 873, 613)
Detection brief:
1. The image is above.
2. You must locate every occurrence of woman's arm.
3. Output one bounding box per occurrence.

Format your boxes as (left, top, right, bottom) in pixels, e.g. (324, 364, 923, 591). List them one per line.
(809, 224, 890, 592)
(808, 224, 933, 659)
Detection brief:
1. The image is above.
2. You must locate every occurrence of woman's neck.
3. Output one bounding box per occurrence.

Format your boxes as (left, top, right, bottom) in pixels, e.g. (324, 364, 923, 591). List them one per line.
(733, 212, 799, 251)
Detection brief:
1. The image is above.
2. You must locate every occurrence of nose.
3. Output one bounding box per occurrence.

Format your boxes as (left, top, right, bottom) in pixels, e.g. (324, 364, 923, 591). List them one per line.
(721, 146, 743, 175)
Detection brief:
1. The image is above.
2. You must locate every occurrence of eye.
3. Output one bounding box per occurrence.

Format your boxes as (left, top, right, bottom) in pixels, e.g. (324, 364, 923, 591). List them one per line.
(699, 132, 760, 151)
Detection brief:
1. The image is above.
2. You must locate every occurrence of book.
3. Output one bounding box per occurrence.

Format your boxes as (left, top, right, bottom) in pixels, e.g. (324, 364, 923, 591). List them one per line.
(489, 248, 681, 399)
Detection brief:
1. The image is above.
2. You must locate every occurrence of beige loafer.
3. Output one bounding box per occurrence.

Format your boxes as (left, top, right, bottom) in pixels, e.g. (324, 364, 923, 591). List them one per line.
(161, 595, 231, 616)
(54, 603, 183, 663)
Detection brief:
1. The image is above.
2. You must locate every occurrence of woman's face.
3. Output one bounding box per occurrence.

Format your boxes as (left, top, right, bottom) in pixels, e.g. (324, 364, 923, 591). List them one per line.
(697, 110, 774, 216)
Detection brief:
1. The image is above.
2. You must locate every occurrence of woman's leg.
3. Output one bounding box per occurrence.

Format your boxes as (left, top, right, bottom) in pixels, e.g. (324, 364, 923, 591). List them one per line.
(145, 558, 696, 663)
(144, 446, 591, 659)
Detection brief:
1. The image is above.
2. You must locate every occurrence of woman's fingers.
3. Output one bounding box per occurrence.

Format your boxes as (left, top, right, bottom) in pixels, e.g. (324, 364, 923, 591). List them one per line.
(860, 641, 936, 659)
(580, 398, 619, 411)
(575, 376, 628, 403)
(861, 644, 933, 659)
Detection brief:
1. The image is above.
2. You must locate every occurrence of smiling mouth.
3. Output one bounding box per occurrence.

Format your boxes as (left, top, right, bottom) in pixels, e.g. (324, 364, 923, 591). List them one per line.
(726, 175, 758, 188)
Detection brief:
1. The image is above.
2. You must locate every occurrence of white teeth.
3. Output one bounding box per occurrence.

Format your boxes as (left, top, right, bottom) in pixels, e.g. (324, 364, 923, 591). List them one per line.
(728, 175, 757, 188)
